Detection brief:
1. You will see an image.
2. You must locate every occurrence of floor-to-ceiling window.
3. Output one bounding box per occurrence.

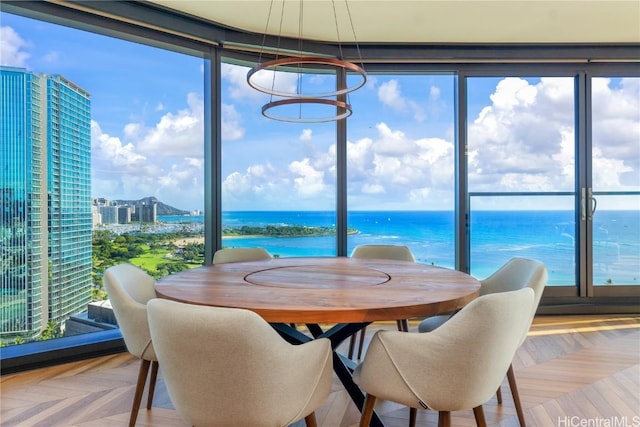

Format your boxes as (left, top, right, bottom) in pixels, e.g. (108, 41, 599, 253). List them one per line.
(466, 76, 577, 283)
(346, 73, 456, 267)
(0, 12, 206, 349)
(220, 60, 337, 257)
(466, 73, 639, 296)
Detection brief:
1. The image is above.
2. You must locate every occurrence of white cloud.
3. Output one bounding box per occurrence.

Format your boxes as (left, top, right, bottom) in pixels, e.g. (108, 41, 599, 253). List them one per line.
(221, 103, 245, 140)
(132, 92, 204, 157)
(378, 79, 406, 110)
(0, 26, 30, 67)
(469, 77, 638, 195)
(92, 121, 146, 169)
(222, 62, 298, 102)
(42, 51, 59, 64)
(469, 78, 571, 191)
(289, 158, 327, 197)
(362, 183, 385, 194)
(91, 93, 206, 210)
(94, 75, 637, 212)
(591, 77, 640, 189)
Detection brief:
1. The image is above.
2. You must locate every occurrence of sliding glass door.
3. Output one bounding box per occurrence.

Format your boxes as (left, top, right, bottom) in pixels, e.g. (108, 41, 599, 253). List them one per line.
(466, 73, 639, 296)
(466, 76, 577, 285)
(589, 76, 640, 291)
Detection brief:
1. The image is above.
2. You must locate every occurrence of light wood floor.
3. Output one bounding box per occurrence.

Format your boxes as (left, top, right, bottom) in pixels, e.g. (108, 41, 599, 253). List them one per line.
(1, 315, 639, 427)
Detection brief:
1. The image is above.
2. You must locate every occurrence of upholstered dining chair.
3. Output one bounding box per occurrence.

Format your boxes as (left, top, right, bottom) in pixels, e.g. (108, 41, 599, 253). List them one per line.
(354, 288, 535, 427)
(147, 298, 333, 427)
(212, 246, 272, 264)
(349, 244, 416, 359)
(417, 257, 547, 427)
(103, 263, 158, 427)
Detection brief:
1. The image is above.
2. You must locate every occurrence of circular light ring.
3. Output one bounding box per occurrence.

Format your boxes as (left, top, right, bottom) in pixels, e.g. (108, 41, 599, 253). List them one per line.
(247, 56, 367, 99)
(261, 98, 352, 123)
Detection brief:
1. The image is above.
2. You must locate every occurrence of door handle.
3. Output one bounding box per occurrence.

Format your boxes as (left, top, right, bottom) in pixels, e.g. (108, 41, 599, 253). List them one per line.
(588, 188, 597, 220)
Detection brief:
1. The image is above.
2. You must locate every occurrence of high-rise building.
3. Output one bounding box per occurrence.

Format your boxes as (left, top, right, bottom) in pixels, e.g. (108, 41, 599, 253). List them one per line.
(138, 202, 157, 223)
(0, 66, 92, 341)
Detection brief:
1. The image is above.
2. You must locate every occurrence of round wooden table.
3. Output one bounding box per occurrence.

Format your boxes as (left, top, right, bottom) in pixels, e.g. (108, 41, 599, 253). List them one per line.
(155, 257, 480, 427)
(155, 256, 480, 323)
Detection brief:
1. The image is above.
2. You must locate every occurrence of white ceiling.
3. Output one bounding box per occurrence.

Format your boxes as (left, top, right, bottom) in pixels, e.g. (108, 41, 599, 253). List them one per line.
(147, 0, 640, 44)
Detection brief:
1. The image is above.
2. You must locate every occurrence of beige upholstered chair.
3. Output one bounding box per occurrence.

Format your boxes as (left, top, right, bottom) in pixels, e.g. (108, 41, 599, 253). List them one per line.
(212, 246, 272, 264)
(354, 288, 535, 427)
(417, 257, 547, 427)
(349, 244, 416, 359)
(147, 298, 333, 427)
(103, 263, 158, 427)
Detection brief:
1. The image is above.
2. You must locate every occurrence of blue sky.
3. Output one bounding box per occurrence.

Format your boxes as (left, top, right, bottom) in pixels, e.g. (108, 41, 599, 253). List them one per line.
(2, 12, 638, 212)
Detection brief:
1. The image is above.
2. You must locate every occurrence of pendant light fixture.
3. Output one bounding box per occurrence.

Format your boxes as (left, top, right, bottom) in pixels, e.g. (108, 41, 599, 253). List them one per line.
(246, 0, 367, 123)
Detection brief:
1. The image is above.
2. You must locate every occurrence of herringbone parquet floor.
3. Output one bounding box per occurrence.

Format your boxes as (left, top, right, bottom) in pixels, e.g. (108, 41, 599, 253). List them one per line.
(1, 315, 639, 427)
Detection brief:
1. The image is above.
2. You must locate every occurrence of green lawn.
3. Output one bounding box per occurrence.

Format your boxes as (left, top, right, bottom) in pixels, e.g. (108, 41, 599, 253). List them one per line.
(128, 250, 171, 271)
(128, 249, 201, 273)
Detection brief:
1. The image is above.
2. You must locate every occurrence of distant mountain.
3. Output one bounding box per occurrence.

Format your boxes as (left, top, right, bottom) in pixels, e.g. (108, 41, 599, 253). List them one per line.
(113, 196, 189, 216)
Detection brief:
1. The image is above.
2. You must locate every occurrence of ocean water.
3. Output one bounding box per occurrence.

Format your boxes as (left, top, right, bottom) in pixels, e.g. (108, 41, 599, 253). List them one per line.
(159, 210, 640, 286)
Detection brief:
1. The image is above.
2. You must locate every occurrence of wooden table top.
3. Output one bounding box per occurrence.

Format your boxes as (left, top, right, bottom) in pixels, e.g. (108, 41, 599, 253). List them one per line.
(155, 257, 480, 323)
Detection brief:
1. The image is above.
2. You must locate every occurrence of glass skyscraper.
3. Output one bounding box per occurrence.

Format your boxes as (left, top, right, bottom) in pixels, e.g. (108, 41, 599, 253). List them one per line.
(0, 66, 92, 341)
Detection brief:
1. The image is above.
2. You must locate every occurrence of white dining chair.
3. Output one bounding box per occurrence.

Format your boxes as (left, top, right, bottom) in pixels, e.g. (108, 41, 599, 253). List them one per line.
(349, 244, 416, 359)
(212, 246, 272, 264)
(103, 263, 158, 427)
(147, 298, 333, 427)
(354, 288, 535, 427)
(417, 257, 547, 427)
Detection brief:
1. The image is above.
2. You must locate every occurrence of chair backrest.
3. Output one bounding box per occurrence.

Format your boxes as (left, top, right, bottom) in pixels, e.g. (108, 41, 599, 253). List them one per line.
(147, 299, 333, 427)
(351, 244, 415, 262)
(355, 288, 534, 412)
(212, 247, 272, 264)
(480, 257, 547, 322)
(103, 263, 156, 360)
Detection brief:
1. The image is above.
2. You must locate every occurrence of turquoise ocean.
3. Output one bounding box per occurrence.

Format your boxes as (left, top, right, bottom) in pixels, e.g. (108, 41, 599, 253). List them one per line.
(159, 210, 639, 286)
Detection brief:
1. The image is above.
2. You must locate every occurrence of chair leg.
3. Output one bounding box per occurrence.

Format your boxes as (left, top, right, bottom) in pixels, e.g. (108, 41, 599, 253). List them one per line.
(348, 334, 356, 359)
(397, 319, 409, 332)
(129, 359, 150, 427)
(305, 412, 318, 427)
(473, 406, 487, 427)
(437, 411, 451, 427)
(146, 360, 159, 410)
(496, 384, 503, 404)
(409, 407, 417, 427)
(359, 394, 377, 427)
(507, 363, 526, 427)
(357, 327, 366, 359)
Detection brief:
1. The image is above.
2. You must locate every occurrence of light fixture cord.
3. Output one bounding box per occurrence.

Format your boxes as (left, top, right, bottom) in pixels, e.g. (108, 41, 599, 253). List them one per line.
(344, 0, 364, 67)
(259, 0, 275, 64)
(343, 0, 365, 106)
(298, 0, 304, 118)
(332, 0, 344, 61)
(268, 0, 287, 102)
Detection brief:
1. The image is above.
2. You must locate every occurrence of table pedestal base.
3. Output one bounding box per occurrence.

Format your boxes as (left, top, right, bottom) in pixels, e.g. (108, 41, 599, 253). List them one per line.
(271, 322, 385, 427)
